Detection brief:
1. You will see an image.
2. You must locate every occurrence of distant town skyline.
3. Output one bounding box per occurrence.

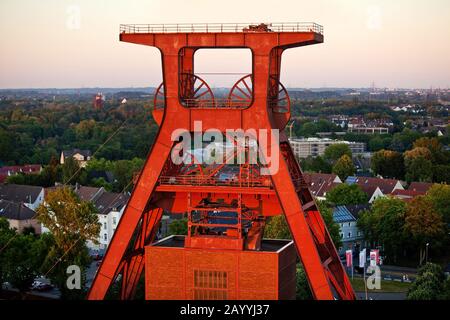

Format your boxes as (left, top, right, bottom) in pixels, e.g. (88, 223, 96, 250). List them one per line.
(1, 0, 449, 89)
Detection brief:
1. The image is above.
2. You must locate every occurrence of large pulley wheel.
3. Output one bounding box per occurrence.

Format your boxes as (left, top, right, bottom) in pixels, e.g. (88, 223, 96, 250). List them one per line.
(227, 74, 290, 113)
(227, 74, 253, 108)
(153, 73, 215, 110)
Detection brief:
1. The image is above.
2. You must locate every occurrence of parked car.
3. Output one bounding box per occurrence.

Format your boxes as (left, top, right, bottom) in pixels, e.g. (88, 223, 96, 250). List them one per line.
(31, 280, 53, 292)
(92, 253, 104, 261)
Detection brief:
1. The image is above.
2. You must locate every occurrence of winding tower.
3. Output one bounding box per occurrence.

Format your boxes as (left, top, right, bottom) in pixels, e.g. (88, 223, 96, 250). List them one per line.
(88, 22, 356, 300)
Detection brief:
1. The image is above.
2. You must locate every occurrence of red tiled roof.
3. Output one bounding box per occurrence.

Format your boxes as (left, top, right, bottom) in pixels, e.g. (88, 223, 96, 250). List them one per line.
(353, 177, 402, 194)
(357, 184, 380, 198)
(391, 189, 424, 197)
(0, 165, 42, 175)
(303, 173, 341, 197)
(408, 182, 434, 194)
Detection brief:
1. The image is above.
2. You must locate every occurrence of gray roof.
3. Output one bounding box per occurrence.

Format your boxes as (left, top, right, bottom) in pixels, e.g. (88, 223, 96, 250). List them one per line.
(94, 192, 129, 215)
(0, 199, 36, 220)
(333, 206, 356, 223)
(345, 204, 370, 219)
(74, 185, 129, 215)
(0, 184, 43, 204)
(63, 149, 92, 158)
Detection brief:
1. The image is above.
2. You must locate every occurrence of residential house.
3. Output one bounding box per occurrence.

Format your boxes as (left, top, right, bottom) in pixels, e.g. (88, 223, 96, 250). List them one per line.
(390, 189, 424, 201)
(60, 149, 92, 168)
(0, 184, 44, 210)
(408, 182, 434, 194)
(0, 164, 42, 183)
(0, 199, 41, 234)
(333, 204, 369, 254)
(346, 176, 404, 203)
(74, 185, 129, 251)
(303, 173, 342, 200)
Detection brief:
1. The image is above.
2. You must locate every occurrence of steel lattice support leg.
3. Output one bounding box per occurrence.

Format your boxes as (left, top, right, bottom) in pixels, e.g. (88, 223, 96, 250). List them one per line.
(120, 208, 163, 300)
(271, 141, 355, 300)
(87, 136, 172, 300)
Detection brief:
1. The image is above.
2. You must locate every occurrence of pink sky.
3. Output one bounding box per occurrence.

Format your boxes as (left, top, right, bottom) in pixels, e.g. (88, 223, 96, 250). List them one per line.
(0, 0, 449, 89)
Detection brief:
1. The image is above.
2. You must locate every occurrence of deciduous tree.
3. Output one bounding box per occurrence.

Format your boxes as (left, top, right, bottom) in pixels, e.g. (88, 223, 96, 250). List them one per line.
(332, 155, 355, 181)
(325, 184, 368, 206)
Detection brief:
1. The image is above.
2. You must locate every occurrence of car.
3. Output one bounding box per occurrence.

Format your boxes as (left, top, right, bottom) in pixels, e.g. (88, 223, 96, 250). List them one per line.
(31, 280, 54, 292)
(92, 253, 104, 261)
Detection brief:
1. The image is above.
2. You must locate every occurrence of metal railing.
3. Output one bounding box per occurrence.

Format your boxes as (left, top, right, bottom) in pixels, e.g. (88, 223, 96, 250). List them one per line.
(120, 22, 323, 35)
(182, 99, 250, 109)
(158, 175, 272, 188)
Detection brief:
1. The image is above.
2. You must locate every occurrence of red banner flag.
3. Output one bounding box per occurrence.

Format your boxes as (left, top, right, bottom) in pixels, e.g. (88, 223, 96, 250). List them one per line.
(346, 250, 352, 267)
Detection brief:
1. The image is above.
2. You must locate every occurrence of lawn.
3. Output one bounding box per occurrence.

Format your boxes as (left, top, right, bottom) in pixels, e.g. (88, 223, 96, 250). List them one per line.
(350, 277, 412, 293)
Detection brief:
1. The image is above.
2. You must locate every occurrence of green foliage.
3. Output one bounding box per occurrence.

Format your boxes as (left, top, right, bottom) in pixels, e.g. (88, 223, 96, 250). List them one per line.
(0, 219, 52, 296)
(299, 156, 332, 174)
(390, 128, 422, 152)
(168, 218, 188, 236)
(263, 215, 291, 240)
(324, 144, 352, 163)
(263, 201, 342, 248)
(294, 119, 340, 138)
(332, 155, 355, 181)
(371, 149, 405, 179)
(404, 196, 446, 250)
(325, 184, 368, 206)
(296, 264, 313, 300)
(357, 197, 407, 263)
(317, 200, 342, 248)
(61, 157, 81, 184)
(405, 156, 433, 183)
(426, 184, 450, 224)
(407, 263, 447, 300)
(0, 101, 157, 165)
(36, 187, 100, 298)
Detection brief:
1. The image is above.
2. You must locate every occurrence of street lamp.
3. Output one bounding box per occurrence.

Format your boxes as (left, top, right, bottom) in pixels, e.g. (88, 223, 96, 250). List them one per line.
(425, 243, 430, 263)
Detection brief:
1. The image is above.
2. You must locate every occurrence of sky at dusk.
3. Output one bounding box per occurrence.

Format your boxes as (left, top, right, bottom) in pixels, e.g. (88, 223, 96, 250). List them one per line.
(0, 0, 449, 89)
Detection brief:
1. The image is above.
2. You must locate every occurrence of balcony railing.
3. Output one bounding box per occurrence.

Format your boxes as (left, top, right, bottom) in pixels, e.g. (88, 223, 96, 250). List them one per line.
(120, 22, 323, 35)
(158, 175, 272, 188)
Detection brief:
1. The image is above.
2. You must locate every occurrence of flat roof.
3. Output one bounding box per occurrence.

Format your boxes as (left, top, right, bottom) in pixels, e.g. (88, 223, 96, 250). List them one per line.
(150, 235, 293, 252)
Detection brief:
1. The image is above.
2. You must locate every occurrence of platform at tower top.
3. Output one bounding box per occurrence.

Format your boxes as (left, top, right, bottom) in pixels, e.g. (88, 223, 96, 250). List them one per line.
(119, 22, 323, 35)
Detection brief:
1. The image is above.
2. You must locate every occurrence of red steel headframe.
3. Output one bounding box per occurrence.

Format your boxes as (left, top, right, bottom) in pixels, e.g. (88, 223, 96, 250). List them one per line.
(87, 22, 356, 300)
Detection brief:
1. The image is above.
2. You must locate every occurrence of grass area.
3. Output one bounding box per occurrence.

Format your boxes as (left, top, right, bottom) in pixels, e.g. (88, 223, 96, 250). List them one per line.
(350, 277, 412, 293)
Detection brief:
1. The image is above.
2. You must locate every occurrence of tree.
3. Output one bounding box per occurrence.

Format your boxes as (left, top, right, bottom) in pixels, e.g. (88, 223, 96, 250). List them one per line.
(404, 196, 446, 263)
(432, 165, 450, 184)
(317, 201, 342, 248)
(168, 218, 188, 236)
(61, 156, 81, 184)
(357, 209, 378, 248)
(264, 215, 291, 239)
(390, 128, 421, 152)
(0, 218, 16, 292)
(413, 137, 447, 164)
(404, 147, 432, 163)
(324, 144, 352, 163)
(426, 184, 450, 224)
(371, 149, 404, 179)
(407, 263, 446, 300)
(325, 184, 368, 206)
(36, 187, 100, 298)
(357, 197, 406, 263)
(3, 233, 49, 298)
(332, 155, 355, 181)
(296, 264, 313, 300)
(300, 156, 331, 174)
(264, 201, 342, 248)
(405, 156, 433, 183)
